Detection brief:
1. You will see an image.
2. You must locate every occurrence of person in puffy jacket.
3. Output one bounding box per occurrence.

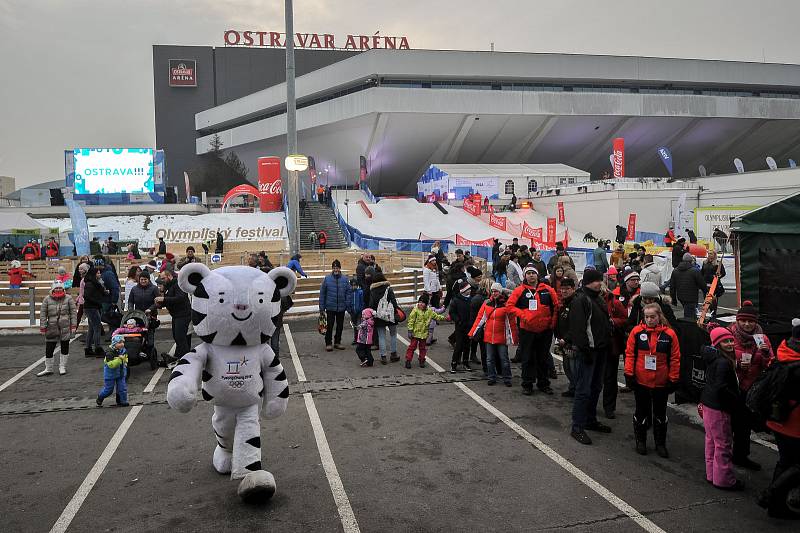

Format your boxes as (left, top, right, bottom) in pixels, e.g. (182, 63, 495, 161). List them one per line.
(670, 252, 707, 319)
(287, 254, 308, 278)
(700, 327, 744, 491)
(639, 255, 662, 287)
(506, 266, 559, 395)
(470, 283, 518, 386)
(624, 304, 681, 457)
(96, 335, 129, 407)
(319, 260, 353, 351)
(728, 300, 775, 471)
(405, 294, 447, 369)
(758, 319, 800, 518)
(368, 272, 399, 364)
(627, 282, 677, 335)
(603, 281, 630, 419)
(422, 255, 442, 306)
(36, 281, 77, 377)
(6, 259, 35, 305)
(355, 308, 376, 367)
(82, 266, 109, 357)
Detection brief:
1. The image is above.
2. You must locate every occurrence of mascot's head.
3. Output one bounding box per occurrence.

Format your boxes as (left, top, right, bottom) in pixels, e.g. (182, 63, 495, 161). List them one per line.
(178, 264, 296, 346)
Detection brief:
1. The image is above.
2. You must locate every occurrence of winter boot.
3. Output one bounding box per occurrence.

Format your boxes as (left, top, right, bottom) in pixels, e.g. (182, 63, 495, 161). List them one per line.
(36, 358, 54, 377)
(654, 418, 669, 458)
(58, 353, 69, 375)
(633, 416, 648, 455)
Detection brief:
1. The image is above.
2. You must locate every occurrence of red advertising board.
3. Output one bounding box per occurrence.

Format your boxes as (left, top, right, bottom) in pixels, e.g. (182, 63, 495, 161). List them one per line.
(222, 184, 260, 208)
(257, 157, 282, 212)
(455, 235, 495, 247)
(462, 197, 481, 216)
(521, 222, 542, 240)
(626, 213, 637, 241)
(613, 137, 625, 178)
(557, 202, 565, 224)
(546, 218, 557, 243)
(489, 213, 507, 231)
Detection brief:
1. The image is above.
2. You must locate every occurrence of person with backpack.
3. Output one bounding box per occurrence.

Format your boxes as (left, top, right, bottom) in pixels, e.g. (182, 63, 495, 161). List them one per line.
(368, 272, 399, 365)
(729, 301, 775, 471)
(506, 266, 559, 395)
(700, 327, 744, 491)
(757, 318, 800, 518)
(319, 260, 352, 351)
(624, 304, 681, 457)
(317, 230, 328, 249)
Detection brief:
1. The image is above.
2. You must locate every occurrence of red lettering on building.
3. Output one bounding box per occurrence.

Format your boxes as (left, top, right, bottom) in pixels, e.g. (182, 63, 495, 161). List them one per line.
(269, 31, 282, 47)
(243, 31, 254, 46)
(224, 30, 240, 46)
(223, 30, 411, 51)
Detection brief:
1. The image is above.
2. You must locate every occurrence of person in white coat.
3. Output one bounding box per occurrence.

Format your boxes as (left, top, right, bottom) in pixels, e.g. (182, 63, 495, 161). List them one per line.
(422, 255, 442, 306)
(639, 254, 662, 288)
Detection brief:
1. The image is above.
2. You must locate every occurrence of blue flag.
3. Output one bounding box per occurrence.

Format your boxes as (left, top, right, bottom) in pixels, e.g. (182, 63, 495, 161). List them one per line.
(657, 147, 673, 176)
(790, 159, 797, 168)
(66, 199, 90, 256)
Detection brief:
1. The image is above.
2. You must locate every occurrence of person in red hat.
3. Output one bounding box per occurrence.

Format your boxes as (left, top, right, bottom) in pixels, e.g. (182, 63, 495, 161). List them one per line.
(729, 300, 775, 471)
(700, 327, 744, 491)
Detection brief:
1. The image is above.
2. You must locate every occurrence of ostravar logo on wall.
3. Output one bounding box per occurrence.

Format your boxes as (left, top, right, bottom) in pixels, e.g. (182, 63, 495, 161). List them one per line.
(169, 59, 197, 87)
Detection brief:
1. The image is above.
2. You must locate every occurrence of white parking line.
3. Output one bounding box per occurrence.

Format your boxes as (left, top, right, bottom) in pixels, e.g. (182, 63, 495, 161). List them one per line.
(397, 335, 665, 533)
(549, 352, 778, 452)
(284, 323, 359, 533)
(0, 335, 81, 393)
(283, 322, 307, 382)
(50, 405, 143, 533)
(49, 339, 165, 533)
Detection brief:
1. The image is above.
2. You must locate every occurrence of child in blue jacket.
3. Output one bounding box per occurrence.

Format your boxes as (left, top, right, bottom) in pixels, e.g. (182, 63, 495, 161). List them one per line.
(96, 334, 129, 407)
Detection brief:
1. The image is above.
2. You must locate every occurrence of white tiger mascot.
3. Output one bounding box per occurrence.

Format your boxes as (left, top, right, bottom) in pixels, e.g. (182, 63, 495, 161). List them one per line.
(167, 263, 296, 503)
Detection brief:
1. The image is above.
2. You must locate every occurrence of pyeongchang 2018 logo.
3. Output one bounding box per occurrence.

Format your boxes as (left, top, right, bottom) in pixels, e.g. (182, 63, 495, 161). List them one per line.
(169, 59, 197, 87)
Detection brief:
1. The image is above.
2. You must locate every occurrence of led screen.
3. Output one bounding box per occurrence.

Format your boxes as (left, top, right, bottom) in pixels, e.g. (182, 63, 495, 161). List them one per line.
(72, 148, 155, 194)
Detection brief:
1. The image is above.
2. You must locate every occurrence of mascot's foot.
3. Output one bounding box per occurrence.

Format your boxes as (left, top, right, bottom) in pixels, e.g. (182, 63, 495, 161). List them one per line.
(237, 470, 276, 504)
(212, 445, 232, 474)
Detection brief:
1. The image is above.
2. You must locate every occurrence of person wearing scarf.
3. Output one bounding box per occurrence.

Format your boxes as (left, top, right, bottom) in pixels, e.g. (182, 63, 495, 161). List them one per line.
(729, 301, 775, 471)
(36, 281, 77, 376)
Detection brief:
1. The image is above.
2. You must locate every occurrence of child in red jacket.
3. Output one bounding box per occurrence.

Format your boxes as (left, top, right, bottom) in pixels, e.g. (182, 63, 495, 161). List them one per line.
(6, 260, 35, 305)
(624, 303, 681, 457)
(470, 283, 518, 386)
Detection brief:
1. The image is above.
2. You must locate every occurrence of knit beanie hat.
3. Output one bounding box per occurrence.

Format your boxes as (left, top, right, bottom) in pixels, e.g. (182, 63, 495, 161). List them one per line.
(111, 334, 125, 346)
(582, 269, 604, 285)
(11, 259, 21, 268)
(490, 282, 503, 292)
(607, 265, 618, 276)
(624, 271, 640, 283)
(425, 254, 437, 265)
(792, 318, 800, 340)
(418, 293, 429, 304)
(467, 266, 483, 279)
(522, 265, 538, 277)
(710, 327, 734, 347)
(51, 280, 64, 291)
(331, 259, 341, 268)
(736, 300, 758, 321)
(639, 281, 660, 299)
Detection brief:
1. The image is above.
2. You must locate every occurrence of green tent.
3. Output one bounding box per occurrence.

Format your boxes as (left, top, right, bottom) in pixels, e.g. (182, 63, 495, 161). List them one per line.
(730, 191, 800, 322)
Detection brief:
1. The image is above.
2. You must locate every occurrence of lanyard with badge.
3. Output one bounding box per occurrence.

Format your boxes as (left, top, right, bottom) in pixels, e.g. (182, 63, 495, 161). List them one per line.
(526, 290, 538, 311)
(640, 331, 657, 370)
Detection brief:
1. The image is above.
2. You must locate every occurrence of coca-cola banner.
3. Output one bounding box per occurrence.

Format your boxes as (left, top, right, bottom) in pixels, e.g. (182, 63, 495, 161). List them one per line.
(455, 235, 495, 247)
(557, 201, 565, 224)
(626, 213, 636, 241)
(257, 156, 282, 212)
(521, 221, 542, 240)
(546, 218, 557, 243)
(613, 137, 625, 178)
(462, 197, 481, 216)
(489, 213, 507, 231)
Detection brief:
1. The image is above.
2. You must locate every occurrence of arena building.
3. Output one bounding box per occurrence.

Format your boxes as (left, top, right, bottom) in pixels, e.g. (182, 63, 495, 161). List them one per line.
(152, 46, 800, 195)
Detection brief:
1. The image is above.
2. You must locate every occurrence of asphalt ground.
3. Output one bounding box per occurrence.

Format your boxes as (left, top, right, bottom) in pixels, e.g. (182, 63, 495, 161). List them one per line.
(0, 307, 794, 533)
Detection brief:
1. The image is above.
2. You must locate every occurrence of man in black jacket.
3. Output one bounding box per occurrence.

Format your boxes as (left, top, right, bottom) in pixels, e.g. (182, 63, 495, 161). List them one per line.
(554, 278, 577, 397)
(670, 253, 707, 319)
(157, 236, 167, 256)
(671, 238, 686, 268)
(156, 269, 191, 364)
(567, 269, 612, 445)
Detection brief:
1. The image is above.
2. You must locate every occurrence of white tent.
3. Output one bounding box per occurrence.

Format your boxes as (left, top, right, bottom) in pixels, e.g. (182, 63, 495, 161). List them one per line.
(0, 211, 50, 233)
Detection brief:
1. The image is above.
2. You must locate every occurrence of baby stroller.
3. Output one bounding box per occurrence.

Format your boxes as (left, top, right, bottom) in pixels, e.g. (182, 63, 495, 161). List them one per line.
(118, 308, 159, 370)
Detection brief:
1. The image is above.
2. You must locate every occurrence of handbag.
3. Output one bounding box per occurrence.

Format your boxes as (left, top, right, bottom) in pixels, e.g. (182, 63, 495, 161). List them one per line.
(317, 311, 328, 335)
(101, 304, 122, 329)
(394, 307, 407, 323)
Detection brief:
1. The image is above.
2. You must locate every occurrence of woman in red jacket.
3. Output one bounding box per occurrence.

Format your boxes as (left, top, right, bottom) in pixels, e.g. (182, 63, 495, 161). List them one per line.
(470, 283, 518, 387)
(603, 284, 630, 418)
(624, 303, 681, 458)
(759, 319, 800, 518)
(729, 301, 775, 470)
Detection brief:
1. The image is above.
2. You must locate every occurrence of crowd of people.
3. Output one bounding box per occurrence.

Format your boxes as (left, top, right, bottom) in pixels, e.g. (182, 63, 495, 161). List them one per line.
(313, 239, 799, 518)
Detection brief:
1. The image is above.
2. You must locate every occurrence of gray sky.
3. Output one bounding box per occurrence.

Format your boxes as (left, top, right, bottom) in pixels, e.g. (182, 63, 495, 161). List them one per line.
(2, 0, 800, 188)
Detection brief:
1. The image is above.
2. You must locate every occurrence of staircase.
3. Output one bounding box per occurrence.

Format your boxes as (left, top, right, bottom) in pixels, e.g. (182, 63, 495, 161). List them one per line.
(300, 202, 348, 249)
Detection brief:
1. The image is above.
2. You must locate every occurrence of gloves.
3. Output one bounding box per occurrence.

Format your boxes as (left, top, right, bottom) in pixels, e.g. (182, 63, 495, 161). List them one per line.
(624, 374, 636, 389)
